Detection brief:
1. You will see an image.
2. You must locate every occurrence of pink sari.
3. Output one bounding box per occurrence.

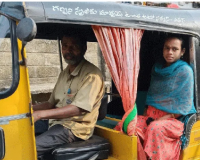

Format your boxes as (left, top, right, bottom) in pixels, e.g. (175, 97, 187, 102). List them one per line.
(136, 106, 184, 160)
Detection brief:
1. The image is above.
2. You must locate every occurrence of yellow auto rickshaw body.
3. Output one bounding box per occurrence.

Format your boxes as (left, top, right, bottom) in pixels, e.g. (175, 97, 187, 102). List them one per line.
(0, 37, 36, 160)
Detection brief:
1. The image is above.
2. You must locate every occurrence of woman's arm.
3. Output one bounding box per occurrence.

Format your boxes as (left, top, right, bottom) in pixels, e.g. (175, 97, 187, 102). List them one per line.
(156, 113, 181, 121)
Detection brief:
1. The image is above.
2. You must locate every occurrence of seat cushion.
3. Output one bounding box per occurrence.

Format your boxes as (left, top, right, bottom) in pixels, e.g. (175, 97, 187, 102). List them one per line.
(52, 135, 110, 160)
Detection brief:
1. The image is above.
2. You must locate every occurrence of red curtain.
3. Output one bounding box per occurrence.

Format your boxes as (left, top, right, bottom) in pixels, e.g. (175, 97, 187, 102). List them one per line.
(92, 26, 144, 134)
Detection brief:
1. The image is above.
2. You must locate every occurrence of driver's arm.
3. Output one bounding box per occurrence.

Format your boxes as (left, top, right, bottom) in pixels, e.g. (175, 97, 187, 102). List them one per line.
(32, 104, 84, 122)
(33, 101, 54, 111)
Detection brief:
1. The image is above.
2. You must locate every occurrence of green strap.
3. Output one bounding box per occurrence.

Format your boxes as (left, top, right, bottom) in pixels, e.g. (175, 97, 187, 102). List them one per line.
(123, 103, 137, 134)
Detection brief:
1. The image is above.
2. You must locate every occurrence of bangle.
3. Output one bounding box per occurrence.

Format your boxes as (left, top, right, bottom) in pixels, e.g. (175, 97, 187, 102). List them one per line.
(171, 114, 175, 118)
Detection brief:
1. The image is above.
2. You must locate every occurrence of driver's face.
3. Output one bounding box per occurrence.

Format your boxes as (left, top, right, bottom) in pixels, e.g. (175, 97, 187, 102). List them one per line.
(61, 36, 85, 65)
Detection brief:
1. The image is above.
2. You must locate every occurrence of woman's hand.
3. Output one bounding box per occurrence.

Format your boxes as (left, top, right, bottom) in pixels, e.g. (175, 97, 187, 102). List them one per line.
(146, 114, 174, 125)
(156, 114, 174, 121)
(155, 113, 181, 121)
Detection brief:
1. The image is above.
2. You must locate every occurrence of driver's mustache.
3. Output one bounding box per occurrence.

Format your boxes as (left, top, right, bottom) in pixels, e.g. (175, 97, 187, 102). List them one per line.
(64, 53, 74, 58)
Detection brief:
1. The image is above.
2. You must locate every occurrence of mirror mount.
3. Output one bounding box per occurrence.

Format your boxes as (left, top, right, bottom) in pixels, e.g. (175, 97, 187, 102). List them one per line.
(16, 18, 37, 66)
(19, 41, 27, 66)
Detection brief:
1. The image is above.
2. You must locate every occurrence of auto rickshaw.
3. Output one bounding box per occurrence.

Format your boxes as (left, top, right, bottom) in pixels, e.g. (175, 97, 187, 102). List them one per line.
(0, 2, 200, 160)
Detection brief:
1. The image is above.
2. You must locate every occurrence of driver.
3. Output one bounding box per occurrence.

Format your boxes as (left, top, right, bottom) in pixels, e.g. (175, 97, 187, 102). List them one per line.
(33, 32, 104, 157)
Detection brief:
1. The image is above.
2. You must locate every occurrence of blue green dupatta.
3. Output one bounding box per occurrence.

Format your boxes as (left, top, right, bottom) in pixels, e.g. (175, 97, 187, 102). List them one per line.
(146, 60, 196, 115)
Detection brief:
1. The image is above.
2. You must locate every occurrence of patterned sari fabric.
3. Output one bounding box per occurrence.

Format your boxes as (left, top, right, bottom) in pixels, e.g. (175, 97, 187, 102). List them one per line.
(136, 106, 184, 160)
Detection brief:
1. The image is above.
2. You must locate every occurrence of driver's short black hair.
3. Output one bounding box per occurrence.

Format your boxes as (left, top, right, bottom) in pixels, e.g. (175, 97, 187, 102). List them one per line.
(59, 30, 87, 47)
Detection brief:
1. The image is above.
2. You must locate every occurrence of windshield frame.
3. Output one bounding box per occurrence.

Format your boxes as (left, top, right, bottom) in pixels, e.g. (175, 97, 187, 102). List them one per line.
(0, 15, 19, 99)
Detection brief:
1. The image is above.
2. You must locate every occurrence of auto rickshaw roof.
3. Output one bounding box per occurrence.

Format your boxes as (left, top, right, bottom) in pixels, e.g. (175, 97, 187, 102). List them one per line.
(1, 2, 200, 39)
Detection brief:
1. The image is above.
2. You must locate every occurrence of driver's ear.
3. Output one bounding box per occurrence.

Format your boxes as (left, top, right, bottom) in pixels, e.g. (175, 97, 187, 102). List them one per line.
(82, 45, 87, 54)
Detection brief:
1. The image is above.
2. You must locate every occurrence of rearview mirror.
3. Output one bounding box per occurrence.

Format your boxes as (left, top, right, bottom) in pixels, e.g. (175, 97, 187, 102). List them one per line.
(16, 17, 37, 42)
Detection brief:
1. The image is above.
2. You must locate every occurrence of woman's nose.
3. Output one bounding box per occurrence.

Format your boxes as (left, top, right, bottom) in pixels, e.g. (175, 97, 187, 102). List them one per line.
(168, 49, 173, 54)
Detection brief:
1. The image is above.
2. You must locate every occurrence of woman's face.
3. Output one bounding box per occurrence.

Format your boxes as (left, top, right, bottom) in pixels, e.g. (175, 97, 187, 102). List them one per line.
(163, 38, 185, 66)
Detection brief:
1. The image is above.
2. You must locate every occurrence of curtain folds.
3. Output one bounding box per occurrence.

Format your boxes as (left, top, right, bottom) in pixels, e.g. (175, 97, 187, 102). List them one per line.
(92, 26, 144, 135)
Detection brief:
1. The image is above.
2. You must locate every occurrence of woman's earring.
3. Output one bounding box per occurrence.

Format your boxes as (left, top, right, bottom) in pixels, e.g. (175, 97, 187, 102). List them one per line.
(181, 54, 183, 59)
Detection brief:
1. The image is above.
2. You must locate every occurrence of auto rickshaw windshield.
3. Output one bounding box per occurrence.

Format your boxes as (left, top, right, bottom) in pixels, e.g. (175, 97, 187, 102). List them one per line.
(0, 15, 12, 92)
(0, 15, 10, 39)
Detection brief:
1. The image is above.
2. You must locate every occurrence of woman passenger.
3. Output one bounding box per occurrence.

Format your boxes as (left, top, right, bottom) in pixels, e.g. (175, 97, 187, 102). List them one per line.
(136, 34, 196, 160)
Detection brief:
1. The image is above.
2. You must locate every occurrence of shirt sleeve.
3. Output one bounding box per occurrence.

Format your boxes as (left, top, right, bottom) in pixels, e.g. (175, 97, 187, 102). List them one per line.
(48, 87, 56, 105)
(71, 73, 104, 112)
